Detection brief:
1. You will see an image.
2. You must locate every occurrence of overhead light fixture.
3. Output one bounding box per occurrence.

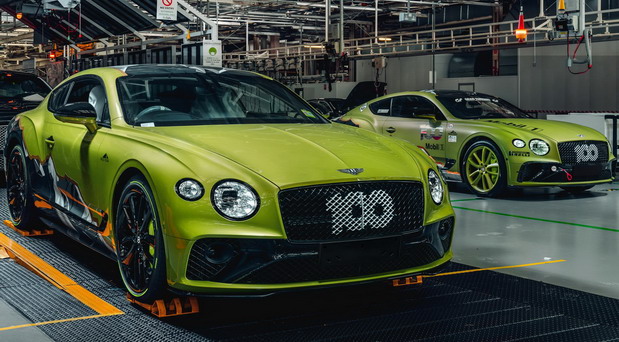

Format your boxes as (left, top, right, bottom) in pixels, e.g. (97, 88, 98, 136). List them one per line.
(304, 45, 323, 48)
(378, 37, 393, 42)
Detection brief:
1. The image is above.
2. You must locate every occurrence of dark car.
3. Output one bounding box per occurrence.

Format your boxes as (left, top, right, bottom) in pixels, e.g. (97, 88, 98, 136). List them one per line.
(308, 98, 346, 119)
(0, 70, 51, 169)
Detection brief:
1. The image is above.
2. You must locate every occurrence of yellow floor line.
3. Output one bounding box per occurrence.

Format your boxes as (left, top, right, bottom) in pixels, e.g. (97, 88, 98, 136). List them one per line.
(0, 230, 124, 316)
(0, 313, 123, 332)
(425, 259, 567, 278)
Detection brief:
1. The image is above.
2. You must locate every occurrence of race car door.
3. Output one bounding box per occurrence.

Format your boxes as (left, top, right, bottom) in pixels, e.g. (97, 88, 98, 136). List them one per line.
(381, 95, 447, 166)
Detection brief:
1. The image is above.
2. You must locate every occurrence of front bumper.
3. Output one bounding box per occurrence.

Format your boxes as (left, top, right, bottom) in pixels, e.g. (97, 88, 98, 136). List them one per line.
(515, 160, 615, 186)
(165, 217, 455, 295)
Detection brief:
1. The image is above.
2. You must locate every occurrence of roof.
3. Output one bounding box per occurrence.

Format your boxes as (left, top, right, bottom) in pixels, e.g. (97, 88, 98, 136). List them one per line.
(111, 64, 257, 78)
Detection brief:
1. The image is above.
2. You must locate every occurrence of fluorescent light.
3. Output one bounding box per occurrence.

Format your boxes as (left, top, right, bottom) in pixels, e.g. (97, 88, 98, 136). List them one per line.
(378, 37, 393, 41)
(304, 45, 324, 48)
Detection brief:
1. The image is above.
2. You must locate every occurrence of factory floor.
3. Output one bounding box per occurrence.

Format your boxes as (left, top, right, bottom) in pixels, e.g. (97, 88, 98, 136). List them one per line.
(0, 183, 618, 341)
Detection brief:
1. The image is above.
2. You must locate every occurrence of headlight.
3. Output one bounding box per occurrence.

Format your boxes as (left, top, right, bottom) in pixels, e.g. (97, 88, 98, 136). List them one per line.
(211, 180, 259, 220)
(428, 170, 443, 205)
(512, 139, 526, 148)
(529, 139, 550, 156)
(175, 179, 204, 201)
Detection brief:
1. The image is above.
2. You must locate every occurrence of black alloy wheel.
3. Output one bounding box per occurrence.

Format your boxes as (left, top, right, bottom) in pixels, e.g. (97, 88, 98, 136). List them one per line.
(115, 176, 166, 302)
(6, 144, 37, 229)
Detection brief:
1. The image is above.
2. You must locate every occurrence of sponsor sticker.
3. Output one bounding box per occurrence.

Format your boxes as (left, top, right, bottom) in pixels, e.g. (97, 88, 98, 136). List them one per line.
(420, 124, 444, 141)
(508, 151, 530, 157)
(448, 131, 457, 143)
(425, 143, 444, 151)
(301, 109, 316, 118)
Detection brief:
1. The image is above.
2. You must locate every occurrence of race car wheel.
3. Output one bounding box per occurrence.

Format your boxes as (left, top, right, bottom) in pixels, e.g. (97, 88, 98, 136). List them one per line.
(115, 176, 166, 302)
(6, 144, 38, 230)
(463, 140, 507, 197)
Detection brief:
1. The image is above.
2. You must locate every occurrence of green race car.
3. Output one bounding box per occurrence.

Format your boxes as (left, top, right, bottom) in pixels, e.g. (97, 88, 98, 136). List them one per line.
(5, 65, 454, 301)
(339, 90, 615, 196)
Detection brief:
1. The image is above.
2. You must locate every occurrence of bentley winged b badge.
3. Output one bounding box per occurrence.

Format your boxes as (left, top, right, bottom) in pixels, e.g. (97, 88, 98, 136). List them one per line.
(338, 168, 365, 175)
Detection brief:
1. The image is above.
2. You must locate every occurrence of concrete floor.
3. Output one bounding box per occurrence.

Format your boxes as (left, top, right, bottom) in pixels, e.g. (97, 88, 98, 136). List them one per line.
(449, 181, 619, 299)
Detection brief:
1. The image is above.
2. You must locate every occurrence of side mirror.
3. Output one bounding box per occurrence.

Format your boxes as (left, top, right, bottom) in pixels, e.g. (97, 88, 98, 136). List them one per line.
(54, 102, 98, 134)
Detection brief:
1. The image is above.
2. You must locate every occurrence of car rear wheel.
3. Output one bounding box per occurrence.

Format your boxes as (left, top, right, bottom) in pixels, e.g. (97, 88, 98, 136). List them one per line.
(463, 141, 507, 197)
(115, 176, 166, 302)
(6, 144, 38, 230)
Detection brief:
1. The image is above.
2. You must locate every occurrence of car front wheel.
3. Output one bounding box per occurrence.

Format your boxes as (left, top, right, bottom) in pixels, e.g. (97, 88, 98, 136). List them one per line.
(463, 140, 507, 197)
(115, 175, 166, 302)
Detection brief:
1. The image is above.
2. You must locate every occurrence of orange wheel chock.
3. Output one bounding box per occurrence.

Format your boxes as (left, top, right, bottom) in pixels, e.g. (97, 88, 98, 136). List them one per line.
(126, 294, 199, 317)
(0, 246, 9, 259)
(3, 220, 53, 237)
(392, 275, 424, 287)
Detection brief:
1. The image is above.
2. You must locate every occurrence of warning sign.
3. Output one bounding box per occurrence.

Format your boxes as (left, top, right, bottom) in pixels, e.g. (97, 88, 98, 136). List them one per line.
(157, 0, 177, 21)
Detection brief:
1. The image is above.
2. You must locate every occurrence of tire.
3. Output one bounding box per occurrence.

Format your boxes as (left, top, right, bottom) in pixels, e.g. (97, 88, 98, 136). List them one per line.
(462, 140, 507, 197)
(114, 175, 166, 302)
(560, 185, 594, 193)
(6, 144, 39, 230)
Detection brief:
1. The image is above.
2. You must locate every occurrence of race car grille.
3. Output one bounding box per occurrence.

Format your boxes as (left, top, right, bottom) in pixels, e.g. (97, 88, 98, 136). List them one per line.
(558, 141, 609, 165)
(236, 242, 440, 284)
(278, 181, 424, 243)
(186, 239, 235, 281)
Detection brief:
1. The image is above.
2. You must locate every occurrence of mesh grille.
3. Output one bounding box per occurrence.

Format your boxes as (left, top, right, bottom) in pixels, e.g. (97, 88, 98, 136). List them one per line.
(186, 239, 230, 281)
(558, 141, 609, 164)
(0, 124, 7, 171)
(279, 181, 424, 243)
(236, 242, 440, 284)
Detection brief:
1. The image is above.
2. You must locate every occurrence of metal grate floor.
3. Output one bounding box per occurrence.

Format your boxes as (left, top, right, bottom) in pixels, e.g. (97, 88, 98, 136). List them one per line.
(1, 189, 619, 341)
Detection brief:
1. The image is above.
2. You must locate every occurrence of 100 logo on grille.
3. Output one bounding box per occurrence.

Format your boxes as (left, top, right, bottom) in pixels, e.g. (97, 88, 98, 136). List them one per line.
(575, 144, 599, 163)
(326, 190, 395, 235)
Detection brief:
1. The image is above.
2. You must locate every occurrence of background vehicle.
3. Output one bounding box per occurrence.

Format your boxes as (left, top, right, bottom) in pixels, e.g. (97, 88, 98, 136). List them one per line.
(0, 70, 51, 170)
(308, 98, 345, 119)
(5, 65, 455, 301)
(340, 90, 615, 196)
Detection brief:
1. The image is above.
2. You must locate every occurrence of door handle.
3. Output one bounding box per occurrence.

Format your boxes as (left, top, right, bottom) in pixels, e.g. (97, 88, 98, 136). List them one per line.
(386, 127, 396, 134)
(45, 136, 55, 149)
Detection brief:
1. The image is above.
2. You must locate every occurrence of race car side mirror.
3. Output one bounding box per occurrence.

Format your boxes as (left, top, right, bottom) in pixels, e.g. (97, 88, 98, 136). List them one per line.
(54, 102, 99, 134)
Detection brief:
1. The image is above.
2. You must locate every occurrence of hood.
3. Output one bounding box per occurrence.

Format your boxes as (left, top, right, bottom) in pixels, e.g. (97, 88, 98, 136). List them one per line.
(478, 118, 607, 142)
(140, 124, 425, 188)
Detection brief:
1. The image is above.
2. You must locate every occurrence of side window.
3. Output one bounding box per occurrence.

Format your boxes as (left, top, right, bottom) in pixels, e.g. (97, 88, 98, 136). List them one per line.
(369, 98, 392, 116)
(48, 83, 71, 112)
(392, 96, 443, 119)
(65, 78, 110, 125)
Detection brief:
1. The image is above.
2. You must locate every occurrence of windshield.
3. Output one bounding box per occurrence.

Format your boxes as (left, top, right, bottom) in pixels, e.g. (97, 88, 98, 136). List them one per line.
(437, 94, 531, 119)
(0, 73, 50, 99)
(117, 71, 326, 126)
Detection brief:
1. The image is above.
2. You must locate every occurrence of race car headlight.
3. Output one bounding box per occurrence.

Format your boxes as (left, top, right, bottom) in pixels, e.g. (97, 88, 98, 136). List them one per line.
(512, 139, 526, 148)
(211, 180, 259, 220)
(529, 139, 550, 156)
(175, 179, 204, 201)
(428, 170, 444, 205)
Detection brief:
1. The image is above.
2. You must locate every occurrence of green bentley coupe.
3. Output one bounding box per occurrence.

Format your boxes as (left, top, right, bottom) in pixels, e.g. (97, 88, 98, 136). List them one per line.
(5, 65, 454, 301)
(339, 90, 615, 196)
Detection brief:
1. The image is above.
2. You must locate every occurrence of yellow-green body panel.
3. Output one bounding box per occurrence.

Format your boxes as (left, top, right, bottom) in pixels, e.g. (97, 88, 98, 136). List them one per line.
(341, 91, 615, 188)
(7, 68, 455, 294)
